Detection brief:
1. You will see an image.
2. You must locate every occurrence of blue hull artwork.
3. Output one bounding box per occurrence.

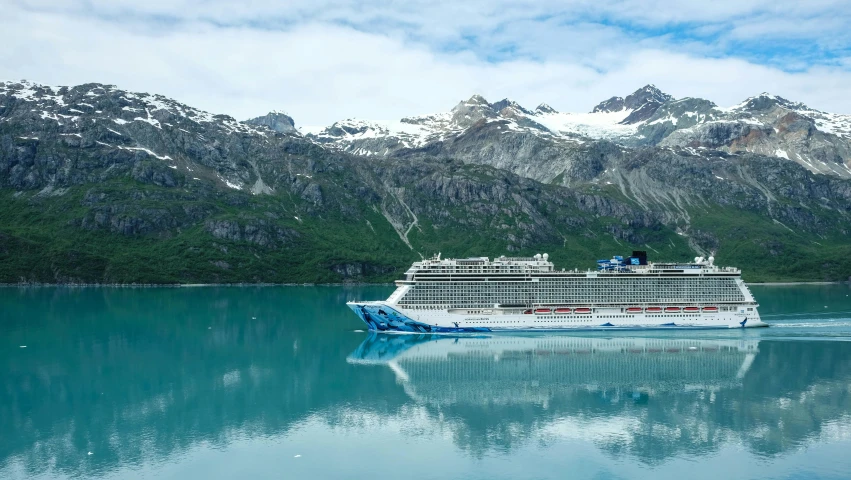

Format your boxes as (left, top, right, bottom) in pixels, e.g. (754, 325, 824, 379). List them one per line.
(349, 304, 492, 333)
(347, 304, 745, 333)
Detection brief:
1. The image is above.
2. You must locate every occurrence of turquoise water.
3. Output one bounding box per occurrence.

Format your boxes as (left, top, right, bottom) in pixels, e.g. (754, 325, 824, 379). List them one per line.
(2, 284, 851, 480)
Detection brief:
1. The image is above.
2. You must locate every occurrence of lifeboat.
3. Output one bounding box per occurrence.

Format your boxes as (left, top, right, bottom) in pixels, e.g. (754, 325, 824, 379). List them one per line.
(535, 308, 552, 314)
(626, 307, 643, 313)
(646, 307, 662, 313)
(555, 307, 572, 314)
(523, 309, 533, 314)
(684, 307, 700, 313)
(702, 306, 718, 312)
(574, 307, 592, 314)
(665, 307, 681, 313)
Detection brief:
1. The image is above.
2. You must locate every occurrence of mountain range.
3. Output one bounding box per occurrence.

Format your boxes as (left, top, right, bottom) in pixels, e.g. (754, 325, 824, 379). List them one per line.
(308, 84, 851, 179)
(1, 80, 850, 283)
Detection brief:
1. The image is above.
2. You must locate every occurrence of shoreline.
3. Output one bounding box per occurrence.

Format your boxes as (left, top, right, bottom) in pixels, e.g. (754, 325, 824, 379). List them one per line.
(0, 281, 847, 288)
(0, 282, 396, 287)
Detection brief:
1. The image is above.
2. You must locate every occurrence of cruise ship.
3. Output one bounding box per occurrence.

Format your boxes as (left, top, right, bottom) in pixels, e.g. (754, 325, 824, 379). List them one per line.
(347, 251, 766, 332)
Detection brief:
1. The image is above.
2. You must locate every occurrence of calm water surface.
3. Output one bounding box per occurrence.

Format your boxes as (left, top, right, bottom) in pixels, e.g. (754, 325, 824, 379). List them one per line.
(2, 284, 851, 480)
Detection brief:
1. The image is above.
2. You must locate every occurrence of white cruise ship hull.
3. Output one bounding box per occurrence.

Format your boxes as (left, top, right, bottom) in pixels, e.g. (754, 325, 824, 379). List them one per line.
(347, 301, 767, 333)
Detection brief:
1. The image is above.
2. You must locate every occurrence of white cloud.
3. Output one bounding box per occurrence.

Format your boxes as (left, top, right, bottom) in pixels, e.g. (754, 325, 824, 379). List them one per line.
(1, 1, 850, 127)
(17, 0, 851, 35)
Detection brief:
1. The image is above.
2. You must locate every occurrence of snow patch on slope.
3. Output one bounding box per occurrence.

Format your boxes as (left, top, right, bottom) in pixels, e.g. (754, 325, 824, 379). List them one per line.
(533, 110, 638, 139)
(118, 146, 172, 160)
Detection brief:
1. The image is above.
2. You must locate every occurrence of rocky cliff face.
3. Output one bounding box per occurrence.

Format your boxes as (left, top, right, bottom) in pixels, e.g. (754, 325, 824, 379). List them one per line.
(655, 94, 851, 177)
(244, 111, 297, 134)
(2, 80, 851, 283)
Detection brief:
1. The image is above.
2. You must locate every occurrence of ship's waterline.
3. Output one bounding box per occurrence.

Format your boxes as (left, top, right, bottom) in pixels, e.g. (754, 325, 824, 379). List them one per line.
(347, 252, 767, 332)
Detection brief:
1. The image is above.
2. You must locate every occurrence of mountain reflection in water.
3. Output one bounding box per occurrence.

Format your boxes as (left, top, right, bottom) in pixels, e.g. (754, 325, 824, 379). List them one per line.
(348, 333, 851, 461)
(2, 286, 851, 479)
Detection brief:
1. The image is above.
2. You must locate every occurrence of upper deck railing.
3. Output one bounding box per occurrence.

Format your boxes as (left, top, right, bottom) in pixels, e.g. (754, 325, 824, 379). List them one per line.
(404, 254, 740, 277)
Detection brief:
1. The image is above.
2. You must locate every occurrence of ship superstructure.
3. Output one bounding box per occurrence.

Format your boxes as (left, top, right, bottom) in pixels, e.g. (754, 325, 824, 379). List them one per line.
(347, 252, 765, 332)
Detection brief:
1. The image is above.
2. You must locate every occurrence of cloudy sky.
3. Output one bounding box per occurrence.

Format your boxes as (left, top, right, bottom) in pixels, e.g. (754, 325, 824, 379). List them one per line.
(2, 0, 851, 126)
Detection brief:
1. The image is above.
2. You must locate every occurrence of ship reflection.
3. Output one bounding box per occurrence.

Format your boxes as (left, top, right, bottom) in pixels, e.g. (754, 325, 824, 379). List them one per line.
(349, 333, 759, 404)
(348, 333, 851, 462)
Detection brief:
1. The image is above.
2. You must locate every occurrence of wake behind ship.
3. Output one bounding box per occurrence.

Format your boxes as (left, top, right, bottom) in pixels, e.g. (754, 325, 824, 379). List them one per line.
(347, 251, 766, 332)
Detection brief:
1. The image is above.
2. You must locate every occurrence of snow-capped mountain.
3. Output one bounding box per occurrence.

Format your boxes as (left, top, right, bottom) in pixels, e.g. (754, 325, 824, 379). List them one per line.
(305, 85, 851, 179)
(651, 94, 851, 177)
(3, 79, 851, 284)
(0, 79, 297, 194)
(591, 84, 674, 124)
(0, 80, 272, 137)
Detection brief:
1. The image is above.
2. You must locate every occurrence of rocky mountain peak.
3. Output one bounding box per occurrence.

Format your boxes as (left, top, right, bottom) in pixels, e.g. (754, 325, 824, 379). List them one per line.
(489, 98, 532, 116)
(451, 94, 495, 114)
(244, 111, 297, 134)
(591, 85, 674, 120)
(629, 84, 672, 104)
(739, 93, 808, 113)
(591, 96, 626, 114)
(326, 119, 381, 137)
(620, 85, 675, 125)
(464, 94, 490, 106)
(535, 103, 557, 114)
(451, 94, 499, 128)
